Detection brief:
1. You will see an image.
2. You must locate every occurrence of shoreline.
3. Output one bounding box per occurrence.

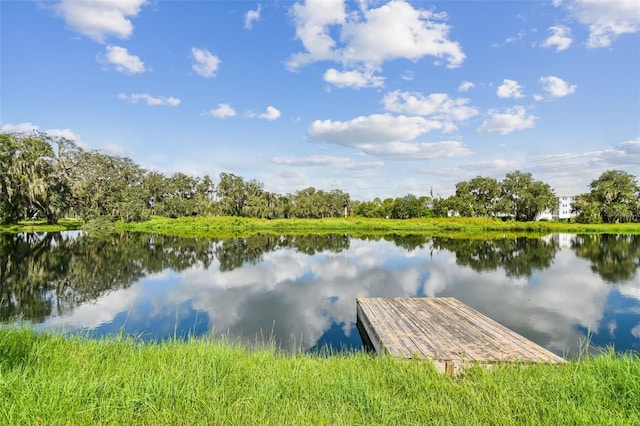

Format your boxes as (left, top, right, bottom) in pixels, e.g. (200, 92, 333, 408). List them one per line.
(5, 216, 637, 236)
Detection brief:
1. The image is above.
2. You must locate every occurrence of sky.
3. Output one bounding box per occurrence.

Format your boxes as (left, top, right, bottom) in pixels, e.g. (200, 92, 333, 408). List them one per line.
(1, 0, 639, 200)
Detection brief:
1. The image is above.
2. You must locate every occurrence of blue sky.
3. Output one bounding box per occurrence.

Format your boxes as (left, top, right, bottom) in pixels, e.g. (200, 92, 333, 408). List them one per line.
(1, 0, 639, 200)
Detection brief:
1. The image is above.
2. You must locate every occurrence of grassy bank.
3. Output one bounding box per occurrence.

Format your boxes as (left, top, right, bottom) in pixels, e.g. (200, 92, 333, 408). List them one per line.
(1, 328, 638, 425)
(117, 216, 640, 238)
(0, 218, 81, 234)
(2, 216, 638, 237)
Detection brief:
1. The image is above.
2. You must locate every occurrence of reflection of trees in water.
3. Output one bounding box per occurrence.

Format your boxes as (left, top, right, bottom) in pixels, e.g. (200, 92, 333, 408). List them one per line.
(358, 234, 431, 252)
(0, 233, 71, 322)
(282, 234, 350, 255)
(0, 233, 216, 322)
(431, 237, 559, 278)
(215, 235, 284, 272)
(388, 234, 431, 251)
(572, 234, 640, 283)
(0, 232, 352, 321)
(6, 231, 636, 323)
(214, 234, 350, 271)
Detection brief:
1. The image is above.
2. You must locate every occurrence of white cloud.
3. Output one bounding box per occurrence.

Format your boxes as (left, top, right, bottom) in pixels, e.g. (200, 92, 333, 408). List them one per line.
(1, 122, 39, 133)
(243, 106, 282, 120)
(497, 79, 524, 99)
(244, 4, 261, 30)
(492, 30, 529, 47)
(288, 0, 464, 85)
(118, 93, 181, 106)
(477, 106, 537, 135)
(272, 155, 384, 170)
(540, 25, 573, 52)
(288, 0, 346, 69)
(44, 128, 88, 149)
(191, 47, 220, 78)
(458, 81, 475, 92)
(382, 91, 479, 121)
(101, 45, 145, 74)
(52, 0, 147, 43)
(359, 140, 473, 159)
(539, 76, 577, 98)
(619, 137, 640, 154)
(309, 114, 444, 145)
(339, 1, 465, 68)
(104, 143, 131, 155)
(45, 283, 142, 329)
(276, 169, 305, 179)
(258, 106, 282, 121)
(401, 71, 414, 81)
(1, 123, 88, 148)
(462, 159, 522, 173)
(308, 113, 471, 160)
(563, 0, 640, 48)
(208, 103, 237, 118)
(632, 323, 640, 339)
(323, 68, 385, 88)
(530, 139, 640, 177)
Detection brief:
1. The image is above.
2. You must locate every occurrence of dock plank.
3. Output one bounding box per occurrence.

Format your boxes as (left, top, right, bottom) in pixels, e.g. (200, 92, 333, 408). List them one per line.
(356, 297, 564, 374)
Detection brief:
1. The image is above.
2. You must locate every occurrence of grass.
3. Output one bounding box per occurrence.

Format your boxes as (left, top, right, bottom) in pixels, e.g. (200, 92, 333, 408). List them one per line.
(0, 218, 82, 234)
(117, 216, 640, 238)
(1, 327, 638, 425)
(2, 216, 638, 238)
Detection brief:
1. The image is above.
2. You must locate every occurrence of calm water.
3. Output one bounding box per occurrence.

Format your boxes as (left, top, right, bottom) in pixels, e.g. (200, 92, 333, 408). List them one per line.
(2, 232, 639, 357)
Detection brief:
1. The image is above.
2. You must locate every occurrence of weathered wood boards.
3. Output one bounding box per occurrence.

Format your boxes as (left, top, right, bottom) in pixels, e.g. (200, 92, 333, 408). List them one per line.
(356, 297, 565, 375)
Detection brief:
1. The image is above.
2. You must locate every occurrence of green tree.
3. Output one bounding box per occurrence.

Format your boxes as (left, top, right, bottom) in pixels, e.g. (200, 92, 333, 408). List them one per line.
(0, 132, 74, 224)
(441, 176, 501, 218)
(465, 176, 500, 217)
(160, 173, 200, 218)
(142, 170, 169, 215)
(355, 198, 383, 218)
(431, 196, 451, 217)
(418, 196, 433, 218)
(70, 151, 148, 222)
(380, 198, 395, 218)
(585, 170, 639, 223)
(572, 194, 603, 224)
(447, 181, 475, 217)
(391, 194, 422, 219)
(499, 171, 556, 221)
(41, 134, 79, 223)
(216, 172, 250, 216)
(1, 132, 32, 223)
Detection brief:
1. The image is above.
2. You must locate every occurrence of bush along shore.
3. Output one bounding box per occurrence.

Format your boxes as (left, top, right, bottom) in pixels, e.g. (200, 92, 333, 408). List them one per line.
(1, 328, 638, 425)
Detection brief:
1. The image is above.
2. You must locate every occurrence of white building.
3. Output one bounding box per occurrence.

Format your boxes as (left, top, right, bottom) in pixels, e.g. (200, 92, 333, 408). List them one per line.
(556, 195, 577, 220)
(537, 195, 577, 221)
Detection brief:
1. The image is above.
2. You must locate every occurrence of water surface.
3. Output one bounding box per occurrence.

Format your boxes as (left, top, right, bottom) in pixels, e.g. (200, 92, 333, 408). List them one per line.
(2, 232, 639, 357)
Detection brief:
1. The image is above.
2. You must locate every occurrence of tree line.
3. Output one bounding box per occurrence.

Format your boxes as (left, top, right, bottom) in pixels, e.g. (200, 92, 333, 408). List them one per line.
(1, 132, 639, 224)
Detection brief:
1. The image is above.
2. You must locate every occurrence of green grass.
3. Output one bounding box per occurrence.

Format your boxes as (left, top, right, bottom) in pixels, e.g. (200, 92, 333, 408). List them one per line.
(2, 216, 639, 237)
(117, 216, 640, 238)
(0, 218, 81, 234)
(1, 327, 638, 425)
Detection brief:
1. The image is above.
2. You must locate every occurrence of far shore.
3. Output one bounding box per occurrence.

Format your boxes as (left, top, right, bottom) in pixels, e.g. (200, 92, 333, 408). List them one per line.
(1, 216, 639, 237)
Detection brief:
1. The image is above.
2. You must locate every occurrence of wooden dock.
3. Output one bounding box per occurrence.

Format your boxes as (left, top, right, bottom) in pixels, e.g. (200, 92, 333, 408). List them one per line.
(356, 297, 564, 375)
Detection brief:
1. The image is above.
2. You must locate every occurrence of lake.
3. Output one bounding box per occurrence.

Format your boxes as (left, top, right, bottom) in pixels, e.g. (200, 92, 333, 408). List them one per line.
(1, 232, 639, 358)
